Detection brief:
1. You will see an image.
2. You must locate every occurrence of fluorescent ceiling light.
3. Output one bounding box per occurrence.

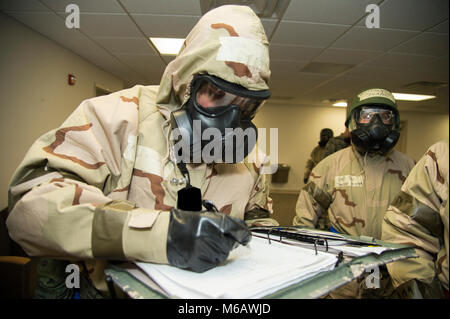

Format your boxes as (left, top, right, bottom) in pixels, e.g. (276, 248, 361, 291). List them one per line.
(392, 93, 436, 101)
(149, 37, 184, 55)
(333, 101, 348, 107)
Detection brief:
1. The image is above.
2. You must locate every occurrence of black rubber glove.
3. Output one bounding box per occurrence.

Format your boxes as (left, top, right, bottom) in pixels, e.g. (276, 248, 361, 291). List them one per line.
(166, 208, 251, 273)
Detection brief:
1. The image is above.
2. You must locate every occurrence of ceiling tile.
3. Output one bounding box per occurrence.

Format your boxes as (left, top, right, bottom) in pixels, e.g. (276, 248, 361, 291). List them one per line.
(344, 65, 448, 90)
(305, 75, 370, 99)
(270, 44, 323, 62)
(390, 32, 449, 57)
(76, 13, 142, 38)
(300, 62, 355, 75)
(420, 56, 449, 75)
(363, 52, 437, 70)
(6, 11, 78, 38)
(269, 72, 332, 97)
(48, 33, 119, 64)
(314, 48, 382, 65)
(0, 0, 50, 12)
(270, 60, 310, 76)
(396, 96, 449, 114)
(261, 18, 278, 40)
(40, 0, 124, 13)
(376, 0, 448, 31)
(115, 53, 166, 83)
(283, 0, 376, 25)
(162, 55, 176, 65)
(271, 21, 350, 47)
(428, 20, 449, 33)
(43, 32, 145, 85)
(93, 37, 158, 55)
(131, 14, 199, 38)
(3, 0, 448, 115)
(331, 26, 419, 51)
(119, 0, 201, 15)
(0, 13, 120, 80)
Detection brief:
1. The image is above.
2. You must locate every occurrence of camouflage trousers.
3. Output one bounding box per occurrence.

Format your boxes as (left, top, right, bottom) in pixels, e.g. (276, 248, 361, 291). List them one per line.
(324, 266, 446, 299)
(317, 214, 331, 231)
(34, 258, 105, 299)
(325, 266, 408, 299)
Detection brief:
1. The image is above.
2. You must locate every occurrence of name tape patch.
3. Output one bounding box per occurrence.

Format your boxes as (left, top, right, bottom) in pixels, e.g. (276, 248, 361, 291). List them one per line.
(335, 175, 364, 187)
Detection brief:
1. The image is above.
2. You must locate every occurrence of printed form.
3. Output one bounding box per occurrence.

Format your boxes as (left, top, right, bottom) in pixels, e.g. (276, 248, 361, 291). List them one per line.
(136, 236, 337, 299)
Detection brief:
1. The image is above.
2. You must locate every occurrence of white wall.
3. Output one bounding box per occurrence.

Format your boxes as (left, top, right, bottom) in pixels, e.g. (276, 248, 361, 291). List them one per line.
(0, 13, 124, 208)
(254, 102, 449, 192)
(401, 112, 449, 161)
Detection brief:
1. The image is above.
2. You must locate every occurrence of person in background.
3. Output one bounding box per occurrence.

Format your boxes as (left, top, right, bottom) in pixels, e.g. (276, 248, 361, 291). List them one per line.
(293, 88, 415, 298)
(303, 128, 334, 184)
(382, 140, 448, 299)
(303, 128, 334, 230)
(322, 127, 351, 159)
(6, 5, 278, 299)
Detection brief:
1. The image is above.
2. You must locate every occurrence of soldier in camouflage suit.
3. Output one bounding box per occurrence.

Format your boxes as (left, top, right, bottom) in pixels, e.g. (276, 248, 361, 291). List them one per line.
(304, 128, 334, 230)
(322, 128, 351, 159)
(303, 128, 334, 184)
(382, 140, 449, 299)
(293, 88, 415, 298)
(6, 5, 278, 298)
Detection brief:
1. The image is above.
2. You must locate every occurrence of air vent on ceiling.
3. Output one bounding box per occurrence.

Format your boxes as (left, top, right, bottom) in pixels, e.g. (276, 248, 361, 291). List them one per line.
(403, 81, 448, 89)
(300, 62, 355, 75)
(200, 0, 291, 18)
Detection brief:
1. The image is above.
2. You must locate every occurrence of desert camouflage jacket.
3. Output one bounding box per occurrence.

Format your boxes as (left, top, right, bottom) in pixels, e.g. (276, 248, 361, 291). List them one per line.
(323, 133, 350, 159)
(6, 5, 277, 295)
(304, 144, 326, 181)
(382, 140, 449, 291)
(293, 146, 415, 239)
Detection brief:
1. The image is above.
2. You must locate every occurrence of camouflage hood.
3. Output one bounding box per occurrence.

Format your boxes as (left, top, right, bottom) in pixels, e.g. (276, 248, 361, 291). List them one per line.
(155, 5, 271, 117)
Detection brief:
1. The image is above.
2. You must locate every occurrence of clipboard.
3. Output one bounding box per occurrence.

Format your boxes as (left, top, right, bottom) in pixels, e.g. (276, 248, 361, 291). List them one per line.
(104, 226, 417, 299)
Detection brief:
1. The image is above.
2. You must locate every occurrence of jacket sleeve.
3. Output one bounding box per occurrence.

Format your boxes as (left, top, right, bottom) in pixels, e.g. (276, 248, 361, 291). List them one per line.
(303, 149, 316, 180)
(293, 160, 332, 228)
(6, 90, 170, 264)
(243, 160, 279, 227)
(323, 139, 337, 159)
(382, 142, 448, 288)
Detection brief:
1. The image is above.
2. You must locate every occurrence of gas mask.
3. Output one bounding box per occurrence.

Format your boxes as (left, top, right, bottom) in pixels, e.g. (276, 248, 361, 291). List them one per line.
(350, 106, 400, 155)
(318, 136, 329, 147)
(319, 129, 333, 147)
(170, 74, 270, 164)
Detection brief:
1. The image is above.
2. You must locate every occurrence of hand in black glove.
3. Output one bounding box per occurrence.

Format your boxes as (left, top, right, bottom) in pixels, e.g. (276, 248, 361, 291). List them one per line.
(166, 208, 251, 273)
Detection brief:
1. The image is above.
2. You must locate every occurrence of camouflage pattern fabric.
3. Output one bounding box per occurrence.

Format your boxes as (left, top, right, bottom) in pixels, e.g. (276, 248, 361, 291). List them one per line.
(294, 145, 415, 298)
(325, 266, 402, 299)
(293, 146, 415, 239)
(34, 258, 105, 299)
(382, 140, 449, 296)
(6, 5, 278, 298)
(323, 133, 350, 159)
(303, 143, 330, 231)
(34, 259, 74, 299)
(303, 145, 326, 181)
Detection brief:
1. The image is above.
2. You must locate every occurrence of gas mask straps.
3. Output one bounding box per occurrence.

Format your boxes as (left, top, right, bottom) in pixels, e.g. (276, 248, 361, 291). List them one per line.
(170, 74, 271, 164)
(350, 105, 400, 155)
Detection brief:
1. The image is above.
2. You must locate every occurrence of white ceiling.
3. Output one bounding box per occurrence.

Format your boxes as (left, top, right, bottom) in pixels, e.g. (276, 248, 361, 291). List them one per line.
(1, 0, 448, 114)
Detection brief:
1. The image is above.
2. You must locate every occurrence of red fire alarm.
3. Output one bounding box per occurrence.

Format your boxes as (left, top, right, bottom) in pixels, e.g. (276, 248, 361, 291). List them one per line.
(68, 74, 76, 85)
